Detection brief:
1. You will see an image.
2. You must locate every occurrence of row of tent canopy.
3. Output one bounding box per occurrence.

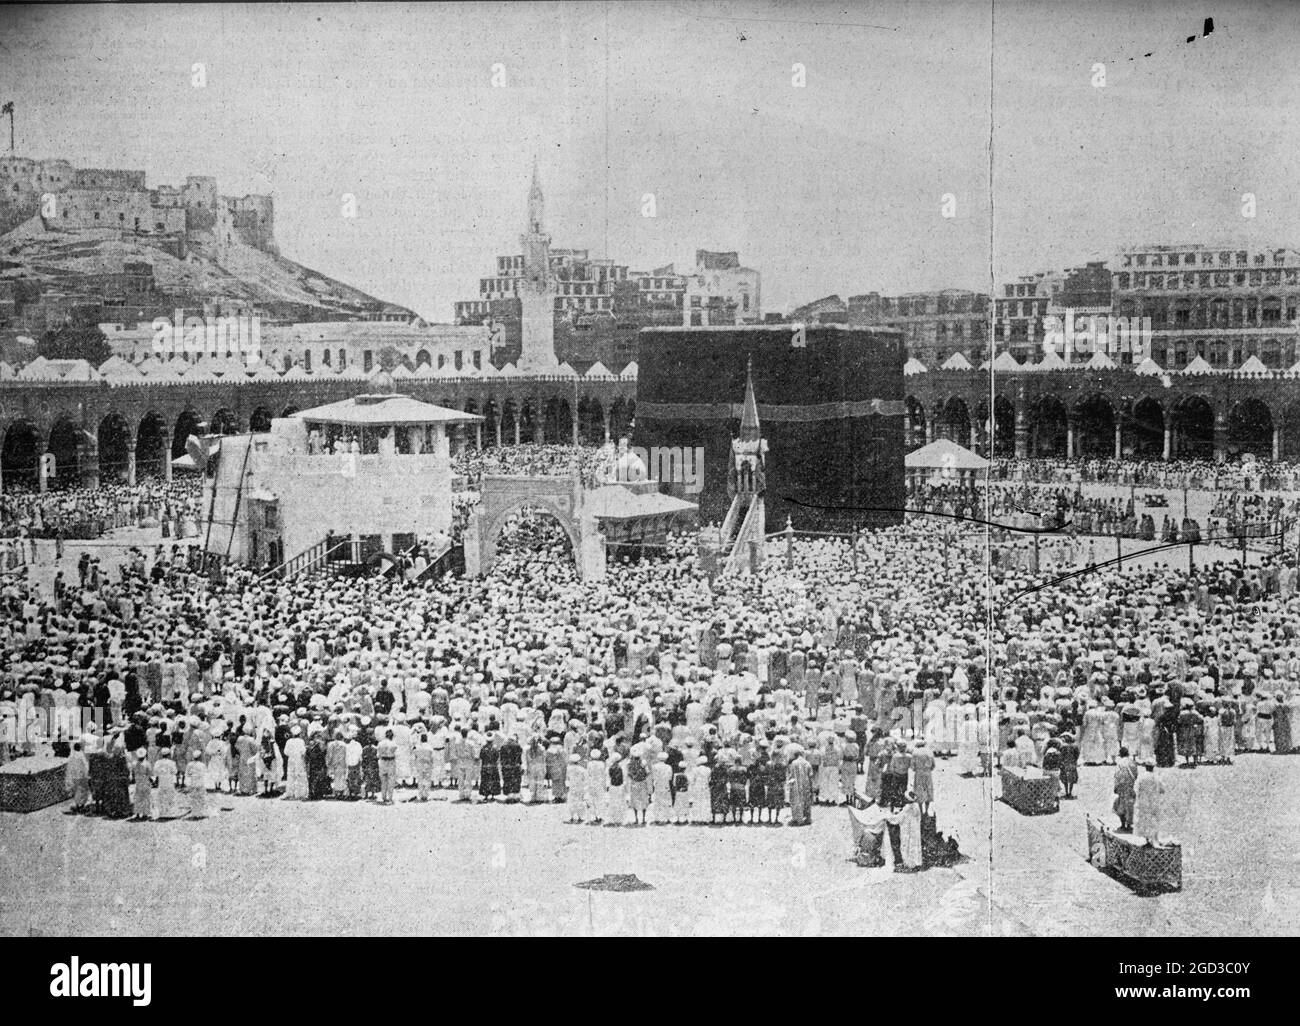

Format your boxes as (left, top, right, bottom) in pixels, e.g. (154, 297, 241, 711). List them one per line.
(0, 355, 640, 384)
(904, 350, 1293, 377)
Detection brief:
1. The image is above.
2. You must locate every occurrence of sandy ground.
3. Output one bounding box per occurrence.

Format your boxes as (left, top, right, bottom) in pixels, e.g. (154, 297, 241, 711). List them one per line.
(4, 750, 1298, 937)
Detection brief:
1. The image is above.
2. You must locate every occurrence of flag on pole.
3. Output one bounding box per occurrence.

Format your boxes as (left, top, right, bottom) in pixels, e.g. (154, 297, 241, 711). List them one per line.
(1, 102, 13, 115)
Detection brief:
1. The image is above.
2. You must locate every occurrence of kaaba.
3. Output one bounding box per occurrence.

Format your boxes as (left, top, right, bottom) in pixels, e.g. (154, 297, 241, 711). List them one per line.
(633, 324, 905, 531)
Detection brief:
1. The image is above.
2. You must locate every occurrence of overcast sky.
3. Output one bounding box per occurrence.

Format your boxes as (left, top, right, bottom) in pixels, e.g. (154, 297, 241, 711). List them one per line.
(3, 1, 1298, 318)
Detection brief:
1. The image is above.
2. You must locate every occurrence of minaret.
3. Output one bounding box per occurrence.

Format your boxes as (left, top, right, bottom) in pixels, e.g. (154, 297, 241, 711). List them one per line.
(527, 155, 545, 236)
(517, 156, 558, 370)
(739, 355, 761, 442)
(730, 355, 768, 497)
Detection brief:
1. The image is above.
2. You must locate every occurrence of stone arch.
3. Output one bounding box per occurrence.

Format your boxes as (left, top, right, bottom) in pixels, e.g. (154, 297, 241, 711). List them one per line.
(46, 418, 83, 488)
(465, 477, 588, 579)
(415, 349, 432, 368)
(992, 396, 1015, 457)
(609, 396, 632, 440)
(904, 396, 927, 450)
(249, 406, 274, 433)
(1227, 398, 1273, 456)
(517, 399, 537, 444)
(1, 420, 43, 489)
(544, 396, 570, 443)
(1128, 397, 1165, 458)
(97, 412, 134, 483)
(1029, 394, 1068, 456)
(502, 398, 520, 444)
(940, 396, 971, 446)
(578, 396, 604, 444)
(1171, 394, 1214, 458)
(210, 407, 238, 436)
(1072, 394, 1115, 457)
(481, 398, 499, 447)
(173, 409, 202, 458)
(1281, 400, 1300, 461)
(136, 412, 169, 478)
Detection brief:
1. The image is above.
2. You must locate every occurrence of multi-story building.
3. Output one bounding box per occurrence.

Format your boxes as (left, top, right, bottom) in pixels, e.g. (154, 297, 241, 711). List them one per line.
(993, 271, 1062, 363)
(453, 165, 759, 368)
(680, 250, 761, 327)
(1112, 243, 1300, 370)
(848, 289, 988, 366)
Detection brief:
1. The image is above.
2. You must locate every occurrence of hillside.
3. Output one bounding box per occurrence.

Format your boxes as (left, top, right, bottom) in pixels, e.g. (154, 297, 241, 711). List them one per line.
(0, 214, 413, 322)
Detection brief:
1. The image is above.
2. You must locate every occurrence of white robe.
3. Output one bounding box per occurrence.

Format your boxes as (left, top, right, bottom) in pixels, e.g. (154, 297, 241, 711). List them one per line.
(1133, 772, 1163, 844)
(284, 736, 308, 799)
(899, 802, 923, 869)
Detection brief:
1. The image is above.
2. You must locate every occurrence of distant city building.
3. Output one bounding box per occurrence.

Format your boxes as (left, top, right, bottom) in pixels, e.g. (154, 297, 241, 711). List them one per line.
(1112, 243, 1300, 370)
(103, 317, 490, 376)
(850, 289, 988, 366)
(453, 163, 759, 369)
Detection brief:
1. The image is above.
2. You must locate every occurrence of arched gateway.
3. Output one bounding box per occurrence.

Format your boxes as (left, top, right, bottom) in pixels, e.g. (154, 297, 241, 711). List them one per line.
(464, 451, 698, 582)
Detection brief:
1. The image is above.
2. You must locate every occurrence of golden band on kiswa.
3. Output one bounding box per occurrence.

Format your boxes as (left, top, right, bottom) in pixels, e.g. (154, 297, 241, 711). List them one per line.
(635, 398, 906, 421)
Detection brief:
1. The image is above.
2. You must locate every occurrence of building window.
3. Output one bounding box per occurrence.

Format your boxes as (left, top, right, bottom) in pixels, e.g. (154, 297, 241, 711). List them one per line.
(322, 348, 331, 366)
(363, 350, 373, 372)
(304, 350, 312, 372)
(338, 349, 346, 368)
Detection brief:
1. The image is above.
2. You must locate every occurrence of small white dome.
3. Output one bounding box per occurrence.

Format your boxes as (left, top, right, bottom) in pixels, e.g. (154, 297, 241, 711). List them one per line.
(613, 449, 647, 482)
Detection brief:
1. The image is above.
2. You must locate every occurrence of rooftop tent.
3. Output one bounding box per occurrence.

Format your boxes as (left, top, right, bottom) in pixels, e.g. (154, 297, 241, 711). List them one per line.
(940, 352, 973, 371)
(16, 357, 98, 381)
(181, 362, 217, 384)
(1033, 347, 1066, 370)
(903, 356, 928, 376)
(903, 437, 990, 471)
(620, 360, 639, 380)
(15, 355, 50, 379)
(1234, 354, 1269, 376)
(96, 354, 142, 379)
(389, 362, 414, 379)
(584, 360, 614, 378)
(146, 358, 187, 381)
(1182, 354, 1215, 376)
(1085, 349, 1117, 370)
(280, 364, 313, 381)
(0, 361, 15, 380)
(990, 351, 1022, 372)
(553, 362, 580, 378)
(1287, 357, 1300, 378)
(1133, 355, 1165, 376)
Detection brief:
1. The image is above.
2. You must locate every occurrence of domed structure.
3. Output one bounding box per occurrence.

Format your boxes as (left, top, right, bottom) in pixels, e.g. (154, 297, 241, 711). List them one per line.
(613, 446, 648, 484)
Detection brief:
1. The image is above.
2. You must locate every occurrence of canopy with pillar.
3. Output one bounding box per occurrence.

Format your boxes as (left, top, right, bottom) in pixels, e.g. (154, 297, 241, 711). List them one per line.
(293, 392, 481, 456)
(904, 437, 989, 491)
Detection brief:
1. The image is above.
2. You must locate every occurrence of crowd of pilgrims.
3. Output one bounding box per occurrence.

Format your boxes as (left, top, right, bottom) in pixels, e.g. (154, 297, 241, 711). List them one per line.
(3, 453, 1300, 834)
(1, 477, 202, 542)
(451, 444, 614, 488)
(992, 456, 1300, 492)
(910, 479, 1299, 546)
